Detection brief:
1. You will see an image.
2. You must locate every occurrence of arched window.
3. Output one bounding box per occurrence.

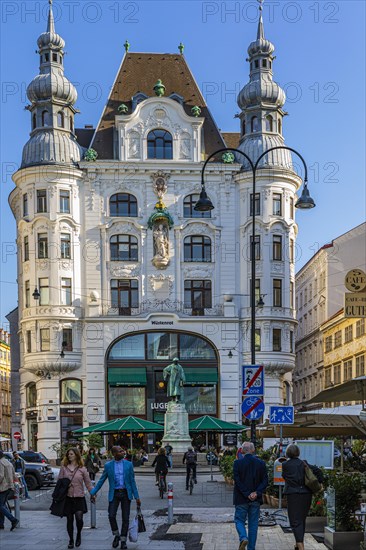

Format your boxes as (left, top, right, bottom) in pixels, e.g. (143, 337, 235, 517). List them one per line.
(110, 235, 138, 261)
(242, 120, 246, 135)
(183, 194, 211, 219)
(60, 378, 82, 404)
(147, 129, 173, 159)
(265, 115, 273, 132)
(32, 113, 37, 130)
(251, 116, 259, 133)
(70, 116, 74, 133)
(26, 383, 37, 408)
(57, 111, 64, 128)
(110, 193, 138, 217)
(42, 110, 50, 127)
(278, 118, 282, 135)
(184, 236, 212, 262)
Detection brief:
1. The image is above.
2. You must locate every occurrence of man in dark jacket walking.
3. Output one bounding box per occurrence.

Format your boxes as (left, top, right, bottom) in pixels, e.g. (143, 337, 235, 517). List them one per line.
(233, 442, 268, 550)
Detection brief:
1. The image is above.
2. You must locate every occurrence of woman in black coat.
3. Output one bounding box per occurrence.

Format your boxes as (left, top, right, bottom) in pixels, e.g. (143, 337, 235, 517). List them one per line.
(282, 444, 323, 550)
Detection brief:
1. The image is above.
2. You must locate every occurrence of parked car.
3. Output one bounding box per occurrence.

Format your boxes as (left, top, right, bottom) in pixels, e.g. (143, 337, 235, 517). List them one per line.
(18, 450, 49, 464)
(3, 452, 54, 491)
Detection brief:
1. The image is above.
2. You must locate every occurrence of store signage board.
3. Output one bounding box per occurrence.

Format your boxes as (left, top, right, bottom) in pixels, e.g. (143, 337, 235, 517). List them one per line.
(345, 292, 366, 318)
(295, 440, 334, 469)
(242, 365, 264, 396)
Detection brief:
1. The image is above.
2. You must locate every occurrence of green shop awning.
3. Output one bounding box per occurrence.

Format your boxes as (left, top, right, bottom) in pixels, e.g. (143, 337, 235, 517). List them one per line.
(108, 367, 146, 386)
(184, 368, 218, 385)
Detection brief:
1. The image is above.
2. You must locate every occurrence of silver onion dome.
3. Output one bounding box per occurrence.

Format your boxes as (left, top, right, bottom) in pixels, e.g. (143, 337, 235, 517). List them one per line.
(21, 130, 85, 168)
(237, 78, 285, 110)
(27, 71, 78, 104)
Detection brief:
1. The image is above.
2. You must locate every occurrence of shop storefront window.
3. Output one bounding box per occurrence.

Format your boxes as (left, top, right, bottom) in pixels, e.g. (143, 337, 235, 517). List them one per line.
(185, 386, 217, 414)
(61, 415, 83, 444)
(147, 333, 178, 360)
(109, 386, 145, 416)
(180, 334, 216, 359)
(108, 334, 145, 359)
(61, 379, 82, 404)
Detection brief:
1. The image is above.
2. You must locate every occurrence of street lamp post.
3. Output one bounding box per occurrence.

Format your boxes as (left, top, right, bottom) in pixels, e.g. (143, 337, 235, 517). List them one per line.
(195, 146, 315, 447)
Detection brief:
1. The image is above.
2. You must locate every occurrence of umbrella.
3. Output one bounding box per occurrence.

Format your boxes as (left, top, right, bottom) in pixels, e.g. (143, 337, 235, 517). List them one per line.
(0, 436, 10, 442)
(188, 416, 245, 482)
(306, 376, 366, 404)
(73, 416, 164, 449)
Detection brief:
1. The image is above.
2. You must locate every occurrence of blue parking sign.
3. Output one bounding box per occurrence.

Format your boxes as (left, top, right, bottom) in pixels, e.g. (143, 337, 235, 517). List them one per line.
(269, 406, 294, 425)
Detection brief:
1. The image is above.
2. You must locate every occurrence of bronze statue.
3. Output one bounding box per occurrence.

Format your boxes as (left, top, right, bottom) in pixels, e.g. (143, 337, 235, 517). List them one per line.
(163, 358, 185, 402)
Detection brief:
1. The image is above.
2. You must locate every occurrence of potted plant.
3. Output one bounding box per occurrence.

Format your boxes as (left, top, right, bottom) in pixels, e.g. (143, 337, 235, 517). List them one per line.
(324, 472, 363, 550)
(218, 453, 235, 485)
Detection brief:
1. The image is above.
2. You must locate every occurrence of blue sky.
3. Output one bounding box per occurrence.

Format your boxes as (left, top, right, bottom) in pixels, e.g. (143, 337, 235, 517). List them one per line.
(1, 0, 365, 326)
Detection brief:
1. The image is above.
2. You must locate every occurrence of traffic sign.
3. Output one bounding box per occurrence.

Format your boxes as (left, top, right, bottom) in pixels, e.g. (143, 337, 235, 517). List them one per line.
(242, 365, 264, 396)
(269, 406, 294, 425)
(13, 431, 21, 440)
(242, 396, 265, 420)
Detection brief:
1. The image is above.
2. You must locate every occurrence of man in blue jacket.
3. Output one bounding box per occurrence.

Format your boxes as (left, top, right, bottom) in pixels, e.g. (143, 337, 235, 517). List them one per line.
(233, 442, 268, 550)
(91, 446, 141, 549)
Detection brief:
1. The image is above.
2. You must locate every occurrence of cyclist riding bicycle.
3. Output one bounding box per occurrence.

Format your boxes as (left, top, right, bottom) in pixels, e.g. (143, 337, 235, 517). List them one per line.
(151, 447, 170, 491)
(183, 446, 197, 490)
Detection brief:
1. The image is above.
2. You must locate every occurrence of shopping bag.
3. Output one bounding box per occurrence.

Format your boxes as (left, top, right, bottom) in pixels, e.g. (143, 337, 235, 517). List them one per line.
(137, 506, 146, 533)
(128, 516, 138, 543)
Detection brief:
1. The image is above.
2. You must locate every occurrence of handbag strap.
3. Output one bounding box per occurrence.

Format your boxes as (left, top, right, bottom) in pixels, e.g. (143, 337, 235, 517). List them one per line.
(66, 466, 79, 486)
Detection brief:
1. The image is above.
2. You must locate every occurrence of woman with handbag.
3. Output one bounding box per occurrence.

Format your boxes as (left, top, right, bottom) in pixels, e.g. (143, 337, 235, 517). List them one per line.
(282, 444, 324, 550)
(84, 448, 101, 481)
(58, 447, 93, 549)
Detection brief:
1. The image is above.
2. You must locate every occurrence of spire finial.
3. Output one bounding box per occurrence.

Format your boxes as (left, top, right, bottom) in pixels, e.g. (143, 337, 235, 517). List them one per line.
(257, 0, 264, 39)
(47, 0, 55, 34)
(124, 40, 130, 52)
(178, 42, 184, 54)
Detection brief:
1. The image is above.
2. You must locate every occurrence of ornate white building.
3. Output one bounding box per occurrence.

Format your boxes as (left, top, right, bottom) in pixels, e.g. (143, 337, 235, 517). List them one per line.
(10, 2, 303, 455)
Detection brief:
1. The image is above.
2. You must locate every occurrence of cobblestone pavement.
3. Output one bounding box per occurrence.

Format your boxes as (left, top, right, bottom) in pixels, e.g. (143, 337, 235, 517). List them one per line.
(167, 522, 326, 550)
(0, 508, 327, 550)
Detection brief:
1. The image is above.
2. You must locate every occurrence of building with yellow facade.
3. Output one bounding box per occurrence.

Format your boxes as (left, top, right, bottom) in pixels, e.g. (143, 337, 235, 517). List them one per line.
(0, 329, 11, 441)
(321, 310, 366, 406)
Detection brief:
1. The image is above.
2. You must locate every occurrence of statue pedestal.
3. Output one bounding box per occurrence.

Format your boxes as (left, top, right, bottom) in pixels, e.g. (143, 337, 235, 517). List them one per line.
(161, 400, 192, 453)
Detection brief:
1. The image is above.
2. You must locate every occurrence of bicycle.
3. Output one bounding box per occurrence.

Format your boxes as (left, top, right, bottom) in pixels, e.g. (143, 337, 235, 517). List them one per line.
(158, 472, 166, 499)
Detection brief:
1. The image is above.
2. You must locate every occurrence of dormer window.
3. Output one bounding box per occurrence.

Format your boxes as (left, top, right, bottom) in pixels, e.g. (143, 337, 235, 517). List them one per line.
(132, 92, 148, 110)
(57, 111, 65, 128)
(45, 53, 49, 62)
(169, 93, 184, 105)
(262, 59, 267, 68)
(147, 129, 173, 160)
(255, 60, 259, 68)
(32, 113, 37, 130)
(52, 53, 57, 62)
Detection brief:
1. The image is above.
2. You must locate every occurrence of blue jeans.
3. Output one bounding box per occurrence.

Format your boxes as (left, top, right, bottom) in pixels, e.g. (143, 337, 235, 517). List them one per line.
(0, 490, 16, 527)
(234, 501, 261, 550)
